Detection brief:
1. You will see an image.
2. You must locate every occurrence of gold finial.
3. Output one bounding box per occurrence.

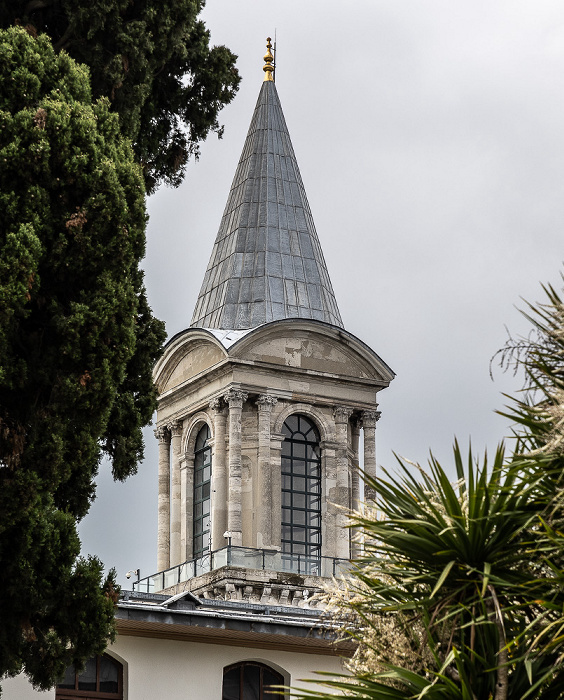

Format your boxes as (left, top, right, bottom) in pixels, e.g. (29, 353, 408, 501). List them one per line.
(263, 37, 274, 81)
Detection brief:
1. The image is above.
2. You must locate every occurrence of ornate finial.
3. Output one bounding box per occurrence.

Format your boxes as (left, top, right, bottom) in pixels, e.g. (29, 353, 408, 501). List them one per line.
(263, 37, 274, 82)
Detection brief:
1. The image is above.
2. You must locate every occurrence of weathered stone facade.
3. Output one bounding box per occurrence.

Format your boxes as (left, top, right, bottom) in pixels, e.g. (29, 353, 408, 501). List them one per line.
(149, 64, 394, 604)
(152, 319, 393, 597)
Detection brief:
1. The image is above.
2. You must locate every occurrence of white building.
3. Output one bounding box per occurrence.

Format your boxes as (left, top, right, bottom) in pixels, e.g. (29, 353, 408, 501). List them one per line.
(4, 39, 393, 700)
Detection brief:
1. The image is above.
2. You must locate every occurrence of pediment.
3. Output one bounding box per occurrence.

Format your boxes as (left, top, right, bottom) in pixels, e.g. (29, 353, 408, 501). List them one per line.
(155, 334, 227, 393)
(229, 322, 392, 382)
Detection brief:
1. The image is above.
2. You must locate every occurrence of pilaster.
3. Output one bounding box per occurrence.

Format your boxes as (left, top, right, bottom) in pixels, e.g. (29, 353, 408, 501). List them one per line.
(183, 452, 195, 561)
(333, 406, 353, 559)
(256, 395, 277, 547)
(180, 454, 188, 560)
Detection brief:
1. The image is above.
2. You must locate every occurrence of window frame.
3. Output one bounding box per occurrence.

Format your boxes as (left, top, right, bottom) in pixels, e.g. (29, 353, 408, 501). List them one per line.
(222, 661, 285, 700)
(56, 654, 123, 700)
(193, 422, 212, 557)
(281, 414, 322, 572)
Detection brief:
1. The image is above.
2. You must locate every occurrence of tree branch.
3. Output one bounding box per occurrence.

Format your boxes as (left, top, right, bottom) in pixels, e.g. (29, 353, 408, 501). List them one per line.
(489, 585, 509, 700)
(24, 0, 53, 15)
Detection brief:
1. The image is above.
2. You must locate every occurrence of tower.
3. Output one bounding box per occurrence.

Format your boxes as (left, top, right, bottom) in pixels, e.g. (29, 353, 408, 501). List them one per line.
(141, 39, 394, 604)
(3, 38, 396, 700)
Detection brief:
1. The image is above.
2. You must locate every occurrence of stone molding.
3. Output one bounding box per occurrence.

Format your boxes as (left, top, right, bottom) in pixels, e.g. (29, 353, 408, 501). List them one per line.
(159, 568, 337, 609)
(273, 402, 333, 442)
(154, 425, 170, 443)
(256, 394, 278, 412)
(333, 406, 353, 424)
(182, 411, 214, 454)
(223, 389, 248, 409)
(209, 397, 226, 413)
(168, 419, 183, 437)
(361, 409, 381, 428)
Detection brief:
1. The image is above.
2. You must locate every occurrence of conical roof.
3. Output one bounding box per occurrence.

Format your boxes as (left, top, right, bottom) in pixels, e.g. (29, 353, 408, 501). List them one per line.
(190, 77, 343, 330)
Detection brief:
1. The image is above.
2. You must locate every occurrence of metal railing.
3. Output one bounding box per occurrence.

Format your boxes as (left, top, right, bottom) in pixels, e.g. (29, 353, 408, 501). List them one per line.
(133, 546, 351, 594)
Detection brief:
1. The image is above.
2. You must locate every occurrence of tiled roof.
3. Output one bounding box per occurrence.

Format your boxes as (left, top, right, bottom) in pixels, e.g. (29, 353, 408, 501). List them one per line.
(191, 80, 343, 330)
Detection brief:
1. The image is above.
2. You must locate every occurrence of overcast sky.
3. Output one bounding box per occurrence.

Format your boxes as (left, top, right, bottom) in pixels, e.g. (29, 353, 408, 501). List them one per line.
(79, 1, 564, 588)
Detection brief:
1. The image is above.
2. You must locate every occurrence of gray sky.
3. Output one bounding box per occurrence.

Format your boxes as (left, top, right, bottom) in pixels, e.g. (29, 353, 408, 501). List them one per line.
(79, 1, 564, 588)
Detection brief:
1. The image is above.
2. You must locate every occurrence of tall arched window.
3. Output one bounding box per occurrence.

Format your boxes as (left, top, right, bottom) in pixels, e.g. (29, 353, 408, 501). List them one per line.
(223, 661, 284, 700)
(193, 423, 212, 557)
(56, 654, 122, 699)
(281, 414, 321, 573)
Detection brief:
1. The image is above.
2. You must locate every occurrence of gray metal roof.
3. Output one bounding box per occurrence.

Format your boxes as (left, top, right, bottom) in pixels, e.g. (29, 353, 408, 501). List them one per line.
(191, 80, 344, 330)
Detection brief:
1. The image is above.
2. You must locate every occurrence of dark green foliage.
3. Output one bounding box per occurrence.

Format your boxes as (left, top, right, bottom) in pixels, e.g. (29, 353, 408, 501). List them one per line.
(0, 0, 241, 192)
(0, 27, 165, 688)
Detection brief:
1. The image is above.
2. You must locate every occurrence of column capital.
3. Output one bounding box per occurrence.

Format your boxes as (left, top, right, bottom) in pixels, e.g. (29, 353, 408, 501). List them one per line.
(361, 409, 381, 429)
(223, 389, 248, 409)
(333, 405, 353, 424)
(256, 394, 278, 412)
(168, 419, 183, 438)
(154, 425, 170, 443)
(209, 397, 227, 414)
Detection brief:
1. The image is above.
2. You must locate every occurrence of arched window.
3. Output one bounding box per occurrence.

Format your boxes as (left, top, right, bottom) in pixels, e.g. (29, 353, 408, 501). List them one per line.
(281, 414, 321, 573)
(56, 654, 122, 699)
(193, 423, 212, 557)
(222, 661, 284, 700)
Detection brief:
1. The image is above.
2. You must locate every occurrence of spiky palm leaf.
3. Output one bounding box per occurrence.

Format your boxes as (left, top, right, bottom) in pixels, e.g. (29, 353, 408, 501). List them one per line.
(294, 443, 564, 699)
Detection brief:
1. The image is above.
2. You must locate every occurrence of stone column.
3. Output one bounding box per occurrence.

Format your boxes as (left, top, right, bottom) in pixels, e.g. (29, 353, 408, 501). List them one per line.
(350, 418, 362, 559)
(155, 425, 171, 572)
(256, 395, 277, 548)
(169, 420, 183, 567)
(362, 409, 381, 502)
(209, 398, 228, 551)
(224, 389, 248, 547)
(333, 406, 353, 560)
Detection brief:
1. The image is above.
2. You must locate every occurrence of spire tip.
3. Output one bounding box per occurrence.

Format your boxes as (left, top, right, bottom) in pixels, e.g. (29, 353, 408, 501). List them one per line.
(263, 37, 274, 82)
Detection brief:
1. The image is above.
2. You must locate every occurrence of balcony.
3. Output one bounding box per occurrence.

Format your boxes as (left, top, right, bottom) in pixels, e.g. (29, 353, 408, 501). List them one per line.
(133, 546, 351, 594)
